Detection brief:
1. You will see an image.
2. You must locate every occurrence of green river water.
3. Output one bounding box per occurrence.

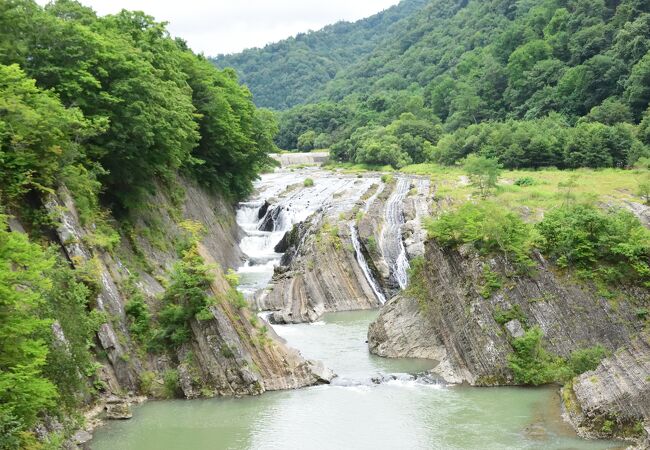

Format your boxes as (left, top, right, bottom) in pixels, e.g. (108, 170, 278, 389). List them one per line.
(91, 310, 624, 450)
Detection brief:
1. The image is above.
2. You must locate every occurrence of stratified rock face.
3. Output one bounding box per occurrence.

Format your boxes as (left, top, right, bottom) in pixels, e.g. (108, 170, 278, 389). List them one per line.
(43, 177, 324, 403)
(564, 331, 650, 443)
(260, 213, 382, 323)
(368, 240, 648, 386)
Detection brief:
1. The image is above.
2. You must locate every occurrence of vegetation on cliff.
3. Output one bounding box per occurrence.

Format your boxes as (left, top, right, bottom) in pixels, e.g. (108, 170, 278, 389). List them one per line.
(0, 1, 279, 446)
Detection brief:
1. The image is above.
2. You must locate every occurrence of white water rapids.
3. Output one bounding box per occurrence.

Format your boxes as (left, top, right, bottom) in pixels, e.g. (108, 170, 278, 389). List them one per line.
(235, 168, 382, 298)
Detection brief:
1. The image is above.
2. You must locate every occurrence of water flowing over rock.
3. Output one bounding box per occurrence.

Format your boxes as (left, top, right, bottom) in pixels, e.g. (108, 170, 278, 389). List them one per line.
(238, 169, 386, 322)
(349, 222, 386, 304)
(269, 151, 329, 167)
(380, 177, 410, 289)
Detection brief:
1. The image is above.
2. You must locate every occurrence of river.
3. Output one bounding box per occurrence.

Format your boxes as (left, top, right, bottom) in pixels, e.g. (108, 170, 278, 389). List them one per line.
(91, 168, 623, 450)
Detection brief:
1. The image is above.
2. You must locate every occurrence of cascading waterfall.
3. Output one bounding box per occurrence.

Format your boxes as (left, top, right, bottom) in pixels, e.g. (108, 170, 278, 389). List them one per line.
(235, 169, 378, 298)
(381, 177, 410, 289)
(349, 222, 386, 304)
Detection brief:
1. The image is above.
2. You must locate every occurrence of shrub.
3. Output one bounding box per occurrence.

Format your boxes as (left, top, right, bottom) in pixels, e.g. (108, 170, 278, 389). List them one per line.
(509, 327, 609, 385)
(568, 346, 607, 374)
(154, 244, 215, 349)
(125, 294, 152, 343)
(380, 174, 394, 183)
(406, 256, 429, 309)
(162, 370, 181, 398)
(480, 265, 502, 298)
(508, 327, 570, 385)
(426, 201, 536, 268)
(493, 305, 527, 326)
(303, 178, 314, 187)
(514, 176, 535, 186)
(537, 204, 650, 286)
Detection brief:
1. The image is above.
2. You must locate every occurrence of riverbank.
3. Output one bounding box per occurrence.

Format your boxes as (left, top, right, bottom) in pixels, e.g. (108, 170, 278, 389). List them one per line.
(92, 310, 623, 449)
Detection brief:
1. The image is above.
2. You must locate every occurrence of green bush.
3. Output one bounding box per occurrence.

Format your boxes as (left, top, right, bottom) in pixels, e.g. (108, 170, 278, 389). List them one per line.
(568, 346, 607, 374)
(426, 201, 536, 268)
(508, 327, 571, 385)
(125, 294, 152, 344)
(493, 305, 527, 326)
(508, 327, 609, 385)
(162, 369, 181, 399)
(514, 176, 535, 186)
(537, 204, 650, 287)
(480, 265, 502, 299)
(154, 244, 215, 349)
(303, 177, 314, 187)
(406, 256, 429, 309)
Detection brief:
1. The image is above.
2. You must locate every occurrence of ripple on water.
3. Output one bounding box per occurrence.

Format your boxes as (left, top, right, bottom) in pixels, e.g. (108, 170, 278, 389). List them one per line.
(92, 310, 624, 450)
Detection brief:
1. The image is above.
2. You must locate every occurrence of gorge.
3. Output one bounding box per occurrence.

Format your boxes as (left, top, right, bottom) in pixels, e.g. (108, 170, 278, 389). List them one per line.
(2, 0, 650, 449)
(91, 162, 629, 449)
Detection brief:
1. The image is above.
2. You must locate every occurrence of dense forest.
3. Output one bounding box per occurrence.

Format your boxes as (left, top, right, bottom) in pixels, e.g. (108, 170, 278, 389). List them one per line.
(0, 0, 275, 446)
(212, 0, 428, 109)
(219, 0, 650, 170)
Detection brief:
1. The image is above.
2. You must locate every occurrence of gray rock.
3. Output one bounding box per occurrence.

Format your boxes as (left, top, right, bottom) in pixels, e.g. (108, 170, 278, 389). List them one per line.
(72, 430, 93, 445)
(306, 360, 336, 383)
(564, 331, 650, 444)
(505, 319, 525, 338)
(369, 240, 647, 386)
(104, 401, 132, 420)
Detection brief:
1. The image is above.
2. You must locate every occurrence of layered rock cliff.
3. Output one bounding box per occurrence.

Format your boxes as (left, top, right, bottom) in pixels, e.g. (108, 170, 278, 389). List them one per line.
(38, 176, 329, 443)
(369, 239, 647, 380)
(563, 330, 650, 444)
(257, 208, 383, 323)
(368, 235, 650, 442)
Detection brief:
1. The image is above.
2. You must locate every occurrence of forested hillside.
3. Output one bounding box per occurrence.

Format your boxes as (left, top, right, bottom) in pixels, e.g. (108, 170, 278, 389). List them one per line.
(220, 0, 650, 169)
(0, 1, 277, 446)
(212, 0, 428, 109)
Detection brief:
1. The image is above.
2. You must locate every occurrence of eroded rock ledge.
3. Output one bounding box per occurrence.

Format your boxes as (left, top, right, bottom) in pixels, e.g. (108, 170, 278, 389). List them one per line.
(368, 239, 649, 443)
(256, 211, 382, 323)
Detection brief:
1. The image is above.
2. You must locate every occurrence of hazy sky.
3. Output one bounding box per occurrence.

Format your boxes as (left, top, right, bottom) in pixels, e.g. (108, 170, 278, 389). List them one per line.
(35, 0, 400, 56)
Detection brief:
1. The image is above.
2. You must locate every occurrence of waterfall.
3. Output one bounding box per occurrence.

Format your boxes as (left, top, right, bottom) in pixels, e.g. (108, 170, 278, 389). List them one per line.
(349, 223, 386, 304)
(381, 177, 410, 289)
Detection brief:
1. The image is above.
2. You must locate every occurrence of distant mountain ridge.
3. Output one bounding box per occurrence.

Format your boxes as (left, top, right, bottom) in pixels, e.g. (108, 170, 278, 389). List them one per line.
(212, 0, 429, 109)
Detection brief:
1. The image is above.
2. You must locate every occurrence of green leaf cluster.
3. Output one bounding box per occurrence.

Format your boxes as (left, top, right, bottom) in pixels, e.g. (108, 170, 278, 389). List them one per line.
(425, 201, 537, 268)
(508, 326, 608, 385)
(537, 203, 650, 286)
(0, 0, 277, 213)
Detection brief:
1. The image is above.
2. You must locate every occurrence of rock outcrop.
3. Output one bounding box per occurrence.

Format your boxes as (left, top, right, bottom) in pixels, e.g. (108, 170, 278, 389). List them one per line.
(368, 237, 650, 441)
(368, 240, 648, 386)
(563, 331, 650, 444)
(258, 212, 382, 323)
(39, 176, 329, 446)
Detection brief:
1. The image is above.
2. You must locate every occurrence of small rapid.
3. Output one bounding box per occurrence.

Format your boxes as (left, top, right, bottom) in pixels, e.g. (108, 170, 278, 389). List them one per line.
(91, 167, 623, 450)
(381, 177, 411, 289)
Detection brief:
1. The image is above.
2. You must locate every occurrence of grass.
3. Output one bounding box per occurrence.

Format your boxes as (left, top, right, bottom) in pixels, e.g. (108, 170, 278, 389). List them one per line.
(323, 160, 396, 173)
(399, 164, 649, 220)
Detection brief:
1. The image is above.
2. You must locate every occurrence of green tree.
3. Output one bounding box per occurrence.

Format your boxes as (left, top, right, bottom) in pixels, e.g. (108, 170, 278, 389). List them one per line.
(297, 130, 317, 151)
(0, 63, 97, 207)
(463, 154, 502, 198)
(0, 217, 58, 437)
